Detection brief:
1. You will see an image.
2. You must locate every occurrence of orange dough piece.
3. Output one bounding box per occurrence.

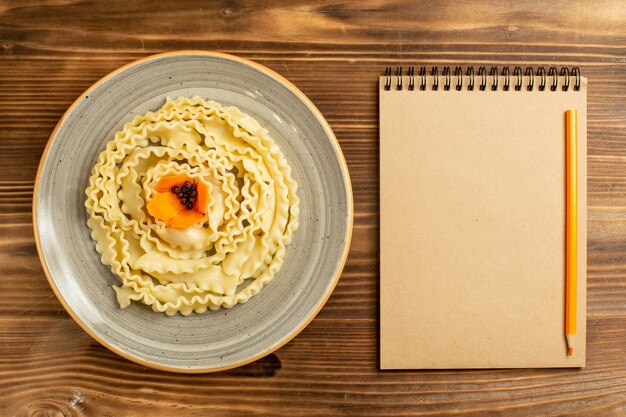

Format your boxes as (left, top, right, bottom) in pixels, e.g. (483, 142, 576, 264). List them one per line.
(147, 175, 209, 228)
(194, 179, 210, 214)
(154, 175, 189, 192)
(146, 192, 183, 222)
(168, 210, 204, 228)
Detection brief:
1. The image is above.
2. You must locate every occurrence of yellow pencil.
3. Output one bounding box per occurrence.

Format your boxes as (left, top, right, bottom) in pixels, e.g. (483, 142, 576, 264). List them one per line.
(565, 110, 578, 357)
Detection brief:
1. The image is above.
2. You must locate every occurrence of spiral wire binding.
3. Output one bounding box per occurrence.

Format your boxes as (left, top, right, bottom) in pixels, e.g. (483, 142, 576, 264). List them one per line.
(514, 66, 523, 91)
(478, 66, 487, 91)
(384, 66, 392, 91)
(525, 67, 534, 91)
(502, 67, 510, 91)
(454, 66, 463, 91)
(538, 67, 546, 91)
(467, 67, 475, 91)
(572, 67, 581, 91)
(490, 66, 498, 91)
(548, 67, 558, 91)
(443, 66, 451, 91)
(560, 67, 570, 91)
(384, 66, 582, 92)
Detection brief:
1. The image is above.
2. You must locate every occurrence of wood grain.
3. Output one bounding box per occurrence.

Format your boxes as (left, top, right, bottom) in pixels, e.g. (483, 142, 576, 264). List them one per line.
(1, 0, 626, 415)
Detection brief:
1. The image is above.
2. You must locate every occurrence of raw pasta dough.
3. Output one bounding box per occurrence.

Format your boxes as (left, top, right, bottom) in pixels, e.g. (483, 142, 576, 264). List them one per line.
(85, 97, 299, 315)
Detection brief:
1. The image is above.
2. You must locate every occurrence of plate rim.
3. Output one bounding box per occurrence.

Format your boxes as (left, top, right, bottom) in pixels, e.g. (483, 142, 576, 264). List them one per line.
(32, 50, 353, 373)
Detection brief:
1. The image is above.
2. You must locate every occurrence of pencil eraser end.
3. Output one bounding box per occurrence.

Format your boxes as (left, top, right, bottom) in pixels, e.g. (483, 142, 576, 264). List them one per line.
(568, 347, 573, 356)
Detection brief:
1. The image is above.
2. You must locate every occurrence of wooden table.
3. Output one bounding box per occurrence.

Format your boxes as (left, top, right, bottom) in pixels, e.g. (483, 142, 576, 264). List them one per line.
(2, 1, 626, 415)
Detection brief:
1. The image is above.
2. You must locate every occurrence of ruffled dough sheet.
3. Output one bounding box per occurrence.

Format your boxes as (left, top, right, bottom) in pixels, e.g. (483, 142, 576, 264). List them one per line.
(85, 97, 299, 315)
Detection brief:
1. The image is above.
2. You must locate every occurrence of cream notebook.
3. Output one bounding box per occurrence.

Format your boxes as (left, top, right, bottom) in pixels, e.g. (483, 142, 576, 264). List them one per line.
(380, 66, 587, 369)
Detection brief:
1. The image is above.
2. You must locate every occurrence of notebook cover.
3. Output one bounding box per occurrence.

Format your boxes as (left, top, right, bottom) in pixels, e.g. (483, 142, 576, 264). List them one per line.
(379, 75, 587, 369)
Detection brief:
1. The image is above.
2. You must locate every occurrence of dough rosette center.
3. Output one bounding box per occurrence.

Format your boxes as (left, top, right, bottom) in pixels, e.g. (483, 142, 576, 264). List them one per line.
(85, 97, 299, 315)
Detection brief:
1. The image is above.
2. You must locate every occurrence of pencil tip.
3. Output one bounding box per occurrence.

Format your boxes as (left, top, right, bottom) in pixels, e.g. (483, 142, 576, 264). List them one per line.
(568, 347, 573, 356)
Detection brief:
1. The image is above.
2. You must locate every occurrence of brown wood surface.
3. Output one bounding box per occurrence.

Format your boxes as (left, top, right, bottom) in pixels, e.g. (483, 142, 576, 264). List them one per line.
(1, 0, 626, 415)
